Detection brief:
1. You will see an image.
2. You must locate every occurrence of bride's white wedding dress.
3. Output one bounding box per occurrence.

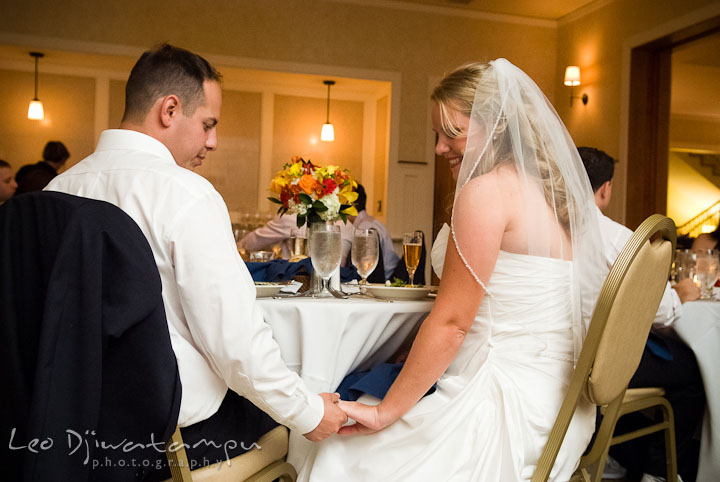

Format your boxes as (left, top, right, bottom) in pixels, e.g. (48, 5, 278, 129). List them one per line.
(300, 224, 595, 481)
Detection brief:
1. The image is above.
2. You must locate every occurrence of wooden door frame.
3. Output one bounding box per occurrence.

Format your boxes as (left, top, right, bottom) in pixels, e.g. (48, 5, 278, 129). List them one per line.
(624, 13, 720, 229)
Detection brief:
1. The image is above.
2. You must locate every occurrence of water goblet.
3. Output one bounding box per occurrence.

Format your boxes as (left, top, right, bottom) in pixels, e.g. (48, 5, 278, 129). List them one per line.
(694, 249, 719, 300)
(403, 231, 423, 287)
(674, 249, 696, 283)
(352, 228, 379, 286)
(308, 223, 342, 297)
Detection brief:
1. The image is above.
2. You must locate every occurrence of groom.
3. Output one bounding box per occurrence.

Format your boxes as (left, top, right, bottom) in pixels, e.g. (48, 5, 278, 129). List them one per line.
(579, 147, 704, 482)
(46, 44, 347, 477)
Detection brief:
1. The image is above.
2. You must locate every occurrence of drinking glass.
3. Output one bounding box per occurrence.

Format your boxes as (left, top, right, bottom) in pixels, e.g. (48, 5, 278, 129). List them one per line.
(674, 249, 696, 283)
(352, 228, 379, 285)
(308, 223, 342, 297)
(694, 249, 719, 300)
(289, 227, 308, 260)
(403, 231, 423, 287)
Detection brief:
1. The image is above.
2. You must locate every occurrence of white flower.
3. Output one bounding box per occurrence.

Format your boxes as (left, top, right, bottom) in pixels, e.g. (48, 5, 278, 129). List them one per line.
(287, 198, 307, 216)
(319, 193, 341, 221)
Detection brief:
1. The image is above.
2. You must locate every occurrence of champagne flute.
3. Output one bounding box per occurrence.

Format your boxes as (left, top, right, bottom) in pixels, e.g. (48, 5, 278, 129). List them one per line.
(695, 249, 719, 300)
(289, 227, 308, 261)
(308, 223, 342, 297)
(352, 228, 379, 285)
(403, 231, 423, 287)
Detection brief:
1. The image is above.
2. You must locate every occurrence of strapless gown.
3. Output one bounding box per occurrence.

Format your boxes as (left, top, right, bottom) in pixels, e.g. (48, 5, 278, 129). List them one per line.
(299, 225, 595, 481)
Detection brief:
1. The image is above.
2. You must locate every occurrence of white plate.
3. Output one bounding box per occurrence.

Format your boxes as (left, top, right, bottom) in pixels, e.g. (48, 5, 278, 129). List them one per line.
(364, 284, 436, 300)
(255, 283, 284, 297)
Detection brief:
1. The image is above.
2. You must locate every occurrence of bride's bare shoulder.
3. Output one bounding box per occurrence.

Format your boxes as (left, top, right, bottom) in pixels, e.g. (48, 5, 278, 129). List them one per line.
(459, 165, 522, 206)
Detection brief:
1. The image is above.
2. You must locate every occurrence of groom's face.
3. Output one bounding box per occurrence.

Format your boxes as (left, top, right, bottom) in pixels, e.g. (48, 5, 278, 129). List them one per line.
(432, 102, 470, 181)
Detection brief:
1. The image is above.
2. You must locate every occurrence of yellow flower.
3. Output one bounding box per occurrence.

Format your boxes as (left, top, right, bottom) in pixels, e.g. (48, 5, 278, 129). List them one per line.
(288, 162, 303, 177)
(269, 174, 290, 193)
(342, 205, 358, 216)
(338, 186, 358, 205)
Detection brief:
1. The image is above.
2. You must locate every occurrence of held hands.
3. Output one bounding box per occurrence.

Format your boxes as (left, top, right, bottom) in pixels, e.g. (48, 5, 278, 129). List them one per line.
(337, 401, 393, 436)
(304, 392, 348, 441)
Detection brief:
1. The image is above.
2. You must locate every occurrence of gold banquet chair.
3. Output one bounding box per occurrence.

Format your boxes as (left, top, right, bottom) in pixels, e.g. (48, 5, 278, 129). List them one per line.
(164, 425, 296, 482)
(531, 214, 678, 482)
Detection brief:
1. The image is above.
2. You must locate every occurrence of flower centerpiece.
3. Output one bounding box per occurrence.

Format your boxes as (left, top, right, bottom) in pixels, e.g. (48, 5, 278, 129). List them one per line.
(268, 156, 358, 227)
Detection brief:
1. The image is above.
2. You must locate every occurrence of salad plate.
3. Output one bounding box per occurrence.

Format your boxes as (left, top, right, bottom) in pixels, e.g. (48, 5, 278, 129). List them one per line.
(364, 284, 436, 301)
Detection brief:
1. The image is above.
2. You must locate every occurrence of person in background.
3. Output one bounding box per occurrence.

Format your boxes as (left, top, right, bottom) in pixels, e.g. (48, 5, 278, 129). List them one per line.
(15, 141, 70, 194)
(46, 43, 346, 479)
(0, 160, 18, 204)
(691, 225, 719, 251)
(578, 146, 704, 482)
(347, 183, 399, 280)
(242, 211, 354, 263)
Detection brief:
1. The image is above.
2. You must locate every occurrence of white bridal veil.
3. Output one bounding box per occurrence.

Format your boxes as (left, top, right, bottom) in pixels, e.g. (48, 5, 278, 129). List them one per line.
(450, 58, 605, 361)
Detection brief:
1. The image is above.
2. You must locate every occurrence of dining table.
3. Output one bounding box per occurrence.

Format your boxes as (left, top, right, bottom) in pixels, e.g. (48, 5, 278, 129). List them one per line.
(257, 294, 434, 471)
(673, 299, 720, 482)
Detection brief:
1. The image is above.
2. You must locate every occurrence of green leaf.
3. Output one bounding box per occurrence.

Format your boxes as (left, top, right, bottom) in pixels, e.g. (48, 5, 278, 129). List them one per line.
(312, 200, 328, 212)
(299, 193, 313, 205)
(296, 215, 306, 228)
(268, 197, 283, 204)
(339, 212, 347, 223)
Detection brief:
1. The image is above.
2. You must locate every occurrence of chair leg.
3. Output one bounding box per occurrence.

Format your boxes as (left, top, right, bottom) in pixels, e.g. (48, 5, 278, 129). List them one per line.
(244, 459, 297, 482)
(659, 401, 678, 482)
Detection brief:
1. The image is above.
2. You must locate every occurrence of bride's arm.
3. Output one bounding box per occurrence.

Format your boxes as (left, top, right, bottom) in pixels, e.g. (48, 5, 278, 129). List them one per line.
(340, 175, 508, 435)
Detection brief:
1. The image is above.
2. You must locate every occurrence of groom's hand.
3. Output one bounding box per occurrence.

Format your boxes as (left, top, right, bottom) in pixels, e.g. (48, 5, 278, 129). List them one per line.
(303, 392, 348, 441)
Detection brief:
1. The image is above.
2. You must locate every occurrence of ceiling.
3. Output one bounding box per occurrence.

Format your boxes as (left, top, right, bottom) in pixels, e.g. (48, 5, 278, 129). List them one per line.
(378, 0, 600, 20)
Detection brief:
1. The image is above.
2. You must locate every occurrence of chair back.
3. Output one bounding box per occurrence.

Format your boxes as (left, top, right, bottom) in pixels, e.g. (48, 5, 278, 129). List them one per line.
(531, 214, 676, 482)
(0, 191, 181, 481)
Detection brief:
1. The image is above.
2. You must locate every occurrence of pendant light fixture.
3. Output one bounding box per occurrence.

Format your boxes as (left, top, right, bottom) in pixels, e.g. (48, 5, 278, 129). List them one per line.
(321, 80, 335, 142)
(27, 52, 45, 120)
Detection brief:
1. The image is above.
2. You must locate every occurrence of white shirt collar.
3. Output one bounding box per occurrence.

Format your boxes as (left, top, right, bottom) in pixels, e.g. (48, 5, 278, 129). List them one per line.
(95, 129, 176, 166)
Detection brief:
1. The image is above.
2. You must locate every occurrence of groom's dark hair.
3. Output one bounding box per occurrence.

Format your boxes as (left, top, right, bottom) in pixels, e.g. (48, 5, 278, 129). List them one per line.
(578, 147, 615, 193)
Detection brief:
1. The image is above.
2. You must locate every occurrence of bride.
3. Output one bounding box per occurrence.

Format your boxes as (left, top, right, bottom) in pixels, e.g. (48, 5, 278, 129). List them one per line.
(299, 59, 604, 481)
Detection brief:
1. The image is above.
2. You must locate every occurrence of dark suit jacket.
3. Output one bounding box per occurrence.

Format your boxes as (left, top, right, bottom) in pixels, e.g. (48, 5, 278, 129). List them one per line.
(0, 192, 181, 482)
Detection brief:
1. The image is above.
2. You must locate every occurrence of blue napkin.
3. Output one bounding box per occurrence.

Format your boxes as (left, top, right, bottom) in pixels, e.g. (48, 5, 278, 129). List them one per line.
(646, 332, 673, 361)
(336, 362, 436, 402)
(246, 258, 359, 283)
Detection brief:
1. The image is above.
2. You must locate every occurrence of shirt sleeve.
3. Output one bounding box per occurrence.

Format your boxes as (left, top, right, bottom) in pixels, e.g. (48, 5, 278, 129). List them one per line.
(170, 194, 323, 434)
(241, 214, 294, 252)
(652, 282, 682, 328)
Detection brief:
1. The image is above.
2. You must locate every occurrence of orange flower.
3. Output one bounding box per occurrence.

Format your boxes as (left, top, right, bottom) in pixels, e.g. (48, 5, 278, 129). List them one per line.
(298, 174, 317, 195)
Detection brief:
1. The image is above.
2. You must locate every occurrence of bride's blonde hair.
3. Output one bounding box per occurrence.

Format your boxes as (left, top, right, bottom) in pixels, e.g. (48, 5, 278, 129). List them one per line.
(431, 62, 570, 232)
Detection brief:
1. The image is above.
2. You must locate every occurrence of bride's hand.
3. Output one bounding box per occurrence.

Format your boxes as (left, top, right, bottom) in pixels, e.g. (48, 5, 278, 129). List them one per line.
(337, 401, 392, 436)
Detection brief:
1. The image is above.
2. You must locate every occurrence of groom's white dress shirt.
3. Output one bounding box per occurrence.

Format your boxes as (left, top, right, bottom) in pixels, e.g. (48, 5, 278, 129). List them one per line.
(46, 129, 324, 432)
(595, 206, 682, 327)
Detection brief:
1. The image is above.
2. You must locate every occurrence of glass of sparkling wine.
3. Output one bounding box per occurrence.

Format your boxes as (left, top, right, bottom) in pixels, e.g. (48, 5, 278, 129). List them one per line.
(289, 227, 308, 260)
(403, 231, 423, 287)
(694, 249, 719, 300)
(309, 223, 342, 297)
(352, 228, 379, 285)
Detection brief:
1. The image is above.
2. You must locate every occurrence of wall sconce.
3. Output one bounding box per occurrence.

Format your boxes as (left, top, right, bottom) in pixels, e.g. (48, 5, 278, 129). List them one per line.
(321, 80, 335, 142)
(564, 65, 588, 106)
(28, 52, 45, 120)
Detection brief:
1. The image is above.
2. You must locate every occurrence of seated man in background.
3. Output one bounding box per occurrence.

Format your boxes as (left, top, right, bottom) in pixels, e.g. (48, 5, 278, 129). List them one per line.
(46, 43, 346, 478)
(15, 141, 70, 194)
(347, 183, 399, 281)
(0, 160, 17, 204)
(242, 209, 354, 263)
(579, 146, 704, 482)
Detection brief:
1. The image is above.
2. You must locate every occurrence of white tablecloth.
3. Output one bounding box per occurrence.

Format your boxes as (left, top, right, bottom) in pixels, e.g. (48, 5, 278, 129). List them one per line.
(258, 296, 433, 470)
(674, 300, 720, 482)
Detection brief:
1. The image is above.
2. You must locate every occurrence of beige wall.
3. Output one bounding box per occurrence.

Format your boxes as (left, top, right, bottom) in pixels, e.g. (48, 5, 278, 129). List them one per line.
(671, 115, 720, 152)
(555, 0, 720, 223)
(667, 150, 720, 226)
(0, 0, 557, 242)
(0, 68, 95, 173)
